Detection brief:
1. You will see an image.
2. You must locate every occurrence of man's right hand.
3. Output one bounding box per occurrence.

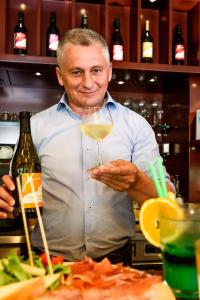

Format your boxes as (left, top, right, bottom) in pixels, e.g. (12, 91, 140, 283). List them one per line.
(0, 175, 15, 219)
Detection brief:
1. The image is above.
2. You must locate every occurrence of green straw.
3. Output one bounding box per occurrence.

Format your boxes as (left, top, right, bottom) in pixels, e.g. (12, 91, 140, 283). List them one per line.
(156, 158, 168, 197)
(149, 161, 164, 197)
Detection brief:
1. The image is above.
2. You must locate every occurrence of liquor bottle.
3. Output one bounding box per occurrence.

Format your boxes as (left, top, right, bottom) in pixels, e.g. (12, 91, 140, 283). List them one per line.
(14, 11, 27, 55)
(46, 12, 59, 57)
(173, 24, 185, 65)
(141, 20, 153, 63)
(110, 18, 124, 61)
(173, 174, 184, 203)
(81, 14, 88, 29)
(11, 111, 43, 229)
(160, 143, 170, 160)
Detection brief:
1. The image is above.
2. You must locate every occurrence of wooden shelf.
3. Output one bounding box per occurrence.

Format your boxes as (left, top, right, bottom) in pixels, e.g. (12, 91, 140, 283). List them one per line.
(0, 54, 200, 75)
(0, 0, 200, 67)
(113, 61, 200, 74)
(0, 54, 57, 66)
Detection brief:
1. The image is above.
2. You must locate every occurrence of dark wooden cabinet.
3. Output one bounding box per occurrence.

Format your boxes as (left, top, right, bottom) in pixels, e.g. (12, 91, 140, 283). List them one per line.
(0, 0, 200, 202)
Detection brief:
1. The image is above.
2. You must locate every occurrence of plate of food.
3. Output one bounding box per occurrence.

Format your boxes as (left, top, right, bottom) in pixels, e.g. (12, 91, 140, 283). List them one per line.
(0, 254, 175, 300)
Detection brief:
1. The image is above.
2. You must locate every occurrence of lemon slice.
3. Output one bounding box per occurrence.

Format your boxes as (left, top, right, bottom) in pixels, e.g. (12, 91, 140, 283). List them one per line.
(139, 197, 184, 248)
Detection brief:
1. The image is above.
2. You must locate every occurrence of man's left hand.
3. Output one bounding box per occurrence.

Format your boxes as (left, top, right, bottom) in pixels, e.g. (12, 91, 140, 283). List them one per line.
(90, 159, 138, 192)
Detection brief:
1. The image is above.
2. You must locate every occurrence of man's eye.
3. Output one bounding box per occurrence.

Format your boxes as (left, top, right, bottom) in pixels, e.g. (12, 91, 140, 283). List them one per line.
(72, 70, 81, 76)
(92, 68, 102, 74)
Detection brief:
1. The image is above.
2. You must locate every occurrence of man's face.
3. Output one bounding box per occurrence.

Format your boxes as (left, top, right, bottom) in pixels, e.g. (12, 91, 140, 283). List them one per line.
(56, 43, 112, 114)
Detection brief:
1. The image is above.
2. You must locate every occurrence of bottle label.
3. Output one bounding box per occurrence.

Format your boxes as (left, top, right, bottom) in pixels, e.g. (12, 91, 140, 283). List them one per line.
(113, 45, 123, 61)
(48, 34, 59, 51)
(14, 32, 27, 49)
(175, 44, 185, 60)
(142, 42, 153, 58)
(20, 173, 43, 208)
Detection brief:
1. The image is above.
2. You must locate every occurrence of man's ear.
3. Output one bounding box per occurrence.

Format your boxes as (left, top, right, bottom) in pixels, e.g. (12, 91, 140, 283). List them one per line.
(56, 67, 64, 86)
(108, 62, 112, 82)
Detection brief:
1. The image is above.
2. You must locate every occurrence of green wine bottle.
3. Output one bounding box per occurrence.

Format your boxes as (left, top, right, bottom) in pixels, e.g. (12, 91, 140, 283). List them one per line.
(141, 20, 153, 63)
(11, 111, 43, 229)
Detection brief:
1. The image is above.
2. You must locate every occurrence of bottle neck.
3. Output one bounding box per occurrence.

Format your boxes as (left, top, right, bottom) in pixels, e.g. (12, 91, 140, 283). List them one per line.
(176, 32, 182, 38)
(113, 18, 120, 32)
(82, 15, 87, 28)
(145, 20, 150, 31)
(51, 18, 56, 25)
(50, 13, 56, 25)
(18, 12, 24, 25)
(20, 116, 31, 134)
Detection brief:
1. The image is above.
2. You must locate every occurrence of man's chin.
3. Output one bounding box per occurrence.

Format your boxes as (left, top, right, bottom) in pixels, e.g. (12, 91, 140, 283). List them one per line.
(81, 97, 103, 107)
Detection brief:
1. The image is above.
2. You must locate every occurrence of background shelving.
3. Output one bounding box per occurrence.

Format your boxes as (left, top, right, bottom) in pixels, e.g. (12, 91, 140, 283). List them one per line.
(0, 0, 200, 202)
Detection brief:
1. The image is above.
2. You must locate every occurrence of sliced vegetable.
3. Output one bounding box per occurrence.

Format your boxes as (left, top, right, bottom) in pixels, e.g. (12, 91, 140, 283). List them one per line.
(51, 255, 64, 265)
(2, 255, 31, 282)
(21, 263, 45, 276)
(0, 270, 16, 286)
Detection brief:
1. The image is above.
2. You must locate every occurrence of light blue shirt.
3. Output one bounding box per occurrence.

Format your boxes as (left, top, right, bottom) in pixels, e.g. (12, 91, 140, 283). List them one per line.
(30, 92, 170, 261)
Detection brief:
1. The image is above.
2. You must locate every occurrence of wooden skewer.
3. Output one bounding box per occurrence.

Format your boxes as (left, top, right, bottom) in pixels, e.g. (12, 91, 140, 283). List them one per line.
(29, 175, 54, 275)
(16, 176, 34, 267)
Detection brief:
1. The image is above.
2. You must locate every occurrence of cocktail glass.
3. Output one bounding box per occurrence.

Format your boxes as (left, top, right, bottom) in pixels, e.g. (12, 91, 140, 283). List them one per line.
(195, 240, 200, 300)
(160, 203, 200, 300)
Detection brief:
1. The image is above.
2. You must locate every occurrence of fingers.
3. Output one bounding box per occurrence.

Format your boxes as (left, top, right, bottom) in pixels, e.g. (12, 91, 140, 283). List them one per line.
(2, 175, 15, 191)
(91, 160, 137, 177)
(95, 174, 135, 191)
(0, 175, 15, 217)
(0, 198, 14, 218)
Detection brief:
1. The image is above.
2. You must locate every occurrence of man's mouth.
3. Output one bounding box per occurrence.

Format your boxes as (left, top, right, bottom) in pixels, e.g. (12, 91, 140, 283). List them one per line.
(80, 91, 97, 95)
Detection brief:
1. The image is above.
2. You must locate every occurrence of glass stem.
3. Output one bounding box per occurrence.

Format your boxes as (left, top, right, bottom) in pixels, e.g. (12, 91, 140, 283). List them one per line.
(97, 141, 103, 165)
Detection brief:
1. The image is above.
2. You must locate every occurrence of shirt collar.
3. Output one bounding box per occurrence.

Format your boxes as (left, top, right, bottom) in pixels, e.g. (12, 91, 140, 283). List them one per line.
(57, 92, 117, 112)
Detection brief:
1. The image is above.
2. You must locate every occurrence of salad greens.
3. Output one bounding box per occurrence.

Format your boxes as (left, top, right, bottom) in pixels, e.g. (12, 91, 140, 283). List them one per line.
(0, 253, 71, 288)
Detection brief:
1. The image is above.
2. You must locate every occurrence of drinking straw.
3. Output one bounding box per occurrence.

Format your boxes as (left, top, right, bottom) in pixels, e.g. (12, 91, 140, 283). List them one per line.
(29, 176, 54, 275)
(149, 161, 164, 197)
(16, 176, 34, 267)
(156, 158, 168, 197)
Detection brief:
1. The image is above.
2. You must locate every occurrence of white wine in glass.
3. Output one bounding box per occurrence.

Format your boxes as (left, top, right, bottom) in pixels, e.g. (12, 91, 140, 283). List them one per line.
(81, 106, 113, 166)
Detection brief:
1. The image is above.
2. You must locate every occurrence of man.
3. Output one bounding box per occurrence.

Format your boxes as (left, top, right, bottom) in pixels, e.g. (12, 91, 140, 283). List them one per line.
(0, 29, 173, 265)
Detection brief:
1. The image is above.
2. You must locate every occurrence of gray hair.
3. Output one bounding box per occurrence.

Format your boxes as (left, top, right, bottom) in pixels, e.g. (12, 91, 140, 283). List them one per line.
(57, 28, 110, 68)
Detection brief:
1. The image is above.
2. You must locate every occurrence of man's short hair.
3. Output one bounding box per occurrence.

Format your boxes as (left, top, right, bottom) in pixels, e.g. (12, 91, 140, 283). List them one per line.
(57, 28, 110, 67)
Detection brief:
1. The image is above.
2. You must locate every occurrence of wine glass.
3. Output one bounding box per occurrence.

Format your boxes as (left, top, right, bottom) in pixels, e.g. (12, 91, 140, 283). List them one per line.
(81, 105, 113, 166)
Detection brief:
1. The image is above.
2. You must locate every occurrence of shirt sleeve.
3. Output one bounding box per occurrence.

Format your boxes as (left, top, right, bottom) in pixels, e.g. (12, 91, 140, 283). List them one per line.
(130, 114, 174, 188)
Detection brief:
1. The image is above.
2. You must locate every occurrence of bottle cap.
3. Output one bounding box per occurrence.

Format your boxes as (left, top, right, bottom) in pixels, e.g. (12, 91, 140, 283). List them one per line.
(18, 11, 24, 20)
(113, 18, 120, 30)
(175, 24, 182, 33)
(19, 111, 31, 118)
(50, 12, 56, 22)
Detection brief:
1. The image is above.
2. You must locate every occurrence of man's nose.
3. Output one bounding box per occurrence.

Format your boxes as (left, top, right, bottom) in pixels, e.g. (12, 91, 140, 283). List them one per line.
(82, 73, 94, 88)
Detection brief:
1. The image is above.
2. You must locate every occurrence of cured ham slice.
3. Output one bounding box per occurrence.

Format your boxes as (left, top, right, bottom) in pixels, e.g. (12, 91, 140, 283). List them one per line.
(36, 258, 175, 300)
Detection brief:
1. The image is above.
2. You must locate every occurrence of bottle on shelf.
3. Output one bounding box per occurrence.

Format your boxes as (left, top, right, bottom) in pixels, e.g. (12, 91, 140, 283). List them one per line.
(14, 11, 27, 55)
(159, 143, 170, 160)
(141, 20, 153, 63)
(110, 18, 124, 61)
(173, 143, 181, 156)
(46, 12, 59, 57)
(11, 111, 43, 230)
(173, 24, 185, 65)
(81, 14, 88, 29)
(173, 174, 184, 203)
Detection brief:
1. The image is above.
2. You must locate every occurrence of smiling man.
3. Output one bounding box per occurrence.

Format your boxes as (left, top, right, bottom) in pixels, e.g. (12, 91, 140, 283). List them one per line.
(0, 28, 174, 265)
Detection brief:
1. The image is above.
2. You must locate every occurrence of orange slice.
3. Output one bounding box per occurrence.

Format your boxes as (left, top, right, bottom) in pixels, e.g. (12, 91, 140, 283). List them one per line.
(139, 197, 184, 248)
